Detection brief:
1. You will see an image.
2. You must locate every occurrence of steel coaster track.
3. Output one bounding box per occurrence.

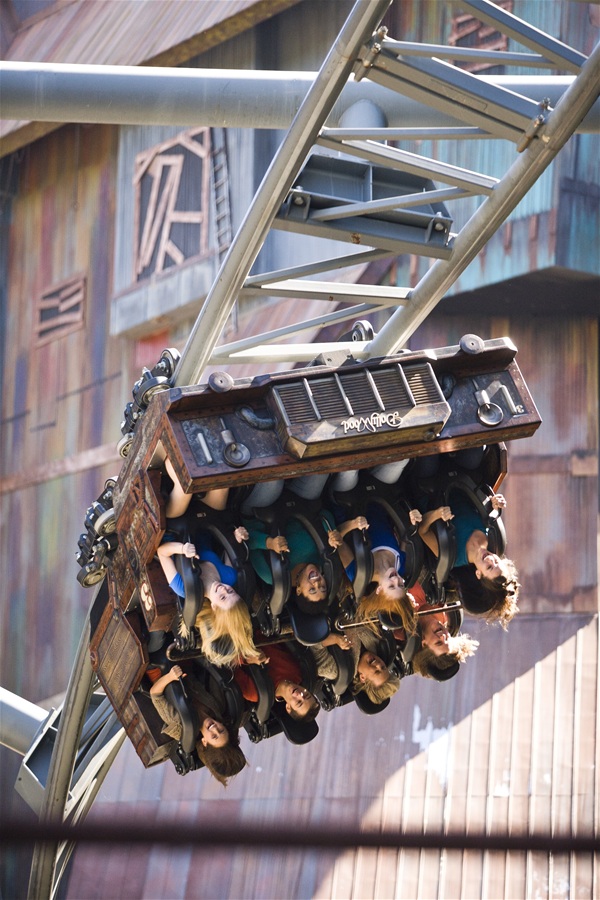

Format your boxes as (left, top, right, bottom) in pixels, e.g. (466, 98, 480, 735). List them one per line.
(173, 0, 600, 379)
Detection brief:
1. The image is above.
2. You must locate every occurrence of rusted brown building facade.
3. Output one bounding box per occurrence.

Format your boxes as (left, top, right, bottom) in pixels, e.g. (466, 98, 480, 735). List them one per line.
(1, 1, 598, 898)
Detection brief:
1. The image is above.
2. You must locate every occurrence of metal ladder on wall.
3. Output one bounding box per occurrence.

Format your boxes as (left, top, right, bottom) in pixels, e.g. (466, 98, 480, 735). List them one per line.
(19, 1, 600, 896)
(211, 126, 233, 262)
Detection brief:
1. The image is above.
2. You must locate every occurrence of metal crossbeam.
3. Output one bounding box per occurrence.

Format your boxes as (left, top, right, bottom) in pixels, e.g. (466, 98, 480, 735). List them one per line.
(316, 136, 499, 192)
(363, 50, 538, 142)
(460, 0, 586, 73)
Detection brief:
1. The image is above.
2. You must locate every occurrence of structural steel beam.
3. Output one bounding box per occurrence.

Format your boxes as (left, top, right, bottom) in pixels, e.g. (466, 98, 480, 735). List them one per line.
(1, 62, 600, 133)
(367, 39, 600, 358)
(173, 0, 393, 387)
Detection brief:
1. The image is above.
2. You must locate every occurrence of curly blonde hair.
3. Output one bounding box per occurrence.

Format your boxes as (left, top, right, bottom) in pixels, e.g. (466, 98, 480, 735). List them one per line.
(452, 560, 520, 630)
(412, 634, 479, 679)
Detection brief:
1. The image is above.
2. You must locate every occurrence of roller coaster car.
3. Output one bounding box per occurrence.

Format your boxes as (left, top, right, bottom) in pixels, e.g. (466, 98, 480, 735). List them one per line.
(86, 336, 539, 770)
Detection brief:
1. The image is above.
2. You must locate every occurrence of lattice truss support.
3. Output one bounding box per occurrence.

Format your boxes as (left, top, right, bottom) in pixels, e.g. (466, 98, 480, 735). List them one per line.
(173, 0, 600, 383)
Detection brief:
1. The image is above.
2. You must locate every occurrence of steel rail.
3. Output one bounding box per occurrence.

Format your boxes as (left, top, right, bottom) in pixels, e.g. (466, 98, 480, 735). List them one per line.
(367, 39, 600, 359)
(27, 588, 103, 900)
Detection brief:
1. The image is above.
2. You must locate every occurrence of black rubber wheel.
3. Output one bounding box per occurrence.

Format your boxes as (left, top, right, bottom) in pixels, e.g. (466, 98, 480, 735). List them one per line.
(459, 333, 485, 355)
(351, 319, 375, 342)
(208, 371, 234, 393)
(136, 375, 170, 407)
(157, 347, 181, 379)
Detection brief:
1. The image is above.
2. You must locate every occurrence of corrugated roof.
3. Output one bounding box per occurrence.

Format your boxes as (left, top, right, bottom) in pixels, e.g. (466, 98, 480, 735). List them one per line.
(1, 0, 300, 152)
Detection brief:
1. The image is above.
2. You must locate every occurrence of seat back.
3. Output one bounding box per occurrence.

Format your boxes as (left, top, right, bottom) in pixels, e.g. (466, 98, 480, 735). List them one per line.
(189, 499, 257, 604)
(345, 527, 373, 602)
(272, 706, 319, 744)
(354, 691, 390, 715)
(443, 477, 506, 557)
(327, 644, 355, 696)
(174, 555, 206, 631)
(329, 483, 374, 597)
(193, 659, 247, 730)
(245, 663, 275, 725)
(164, 680, 200, 755)
(348, 472, 425, 588)
(287, 503, 345, 606)
(286, 599, 330, 646)
(249, 504, 293, 633)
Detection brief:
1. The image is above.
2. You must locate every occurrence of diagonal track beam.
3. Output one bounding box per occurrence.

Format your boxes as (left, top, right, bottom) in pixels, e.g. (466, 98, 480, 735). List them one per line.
(173, 0, 393, 387)
(367, 39, 600, 358)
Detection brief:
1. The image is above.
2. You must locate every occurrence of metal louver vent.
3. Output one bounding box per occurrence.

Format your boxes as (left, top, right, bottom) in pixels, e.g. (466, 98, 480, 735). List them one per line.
(371, 366, 413, 412)
(311, 378, 349, 419)
(404, 363, 445, 403)
(338, 370, 382, 415)
(268, 359, 450, 458)
(272, 362, 443, 425)
(273, 382, 316, 424)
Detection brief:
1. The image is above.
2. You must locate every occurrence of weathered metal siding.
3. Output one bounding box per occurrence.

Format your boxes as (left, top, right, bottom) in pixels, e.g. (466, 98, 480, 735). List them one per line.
(3, 0, 297, 68)
(65, 614, 600, 899)
(0, 123, 129, 700)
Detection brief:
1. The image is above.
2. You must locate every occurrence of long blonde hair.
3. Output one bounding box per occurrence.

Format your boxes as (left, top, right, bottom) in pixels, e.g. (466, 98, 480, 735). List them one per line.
(195, 601, 262, 667)
(355, 587, 417, 636)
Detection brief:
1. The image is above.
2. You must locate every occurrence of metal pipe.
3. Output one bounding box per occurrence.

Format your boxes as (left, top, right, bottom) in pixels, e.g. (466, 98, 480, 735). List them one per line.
(3, 817, 599, 856)
(27, 593, 98, 900)
(173, 0, 393, 387)
(1, 62, 599, 133)
(0, 687, 49, 756)
(367, 40, 600, 358)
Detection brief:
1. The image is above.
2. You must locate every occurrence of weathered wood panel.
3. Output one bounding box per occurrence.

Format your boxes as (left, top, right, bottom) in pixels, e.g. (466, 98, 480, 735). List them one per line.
(0, 123, 133, 702)
(65, 614, 599, 899)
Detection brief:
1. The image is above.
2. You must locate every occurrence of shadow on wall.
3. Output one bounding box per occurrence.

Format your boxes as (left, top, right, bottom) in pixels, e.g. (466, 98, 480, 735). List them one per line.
(62, 613, 594, 900)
